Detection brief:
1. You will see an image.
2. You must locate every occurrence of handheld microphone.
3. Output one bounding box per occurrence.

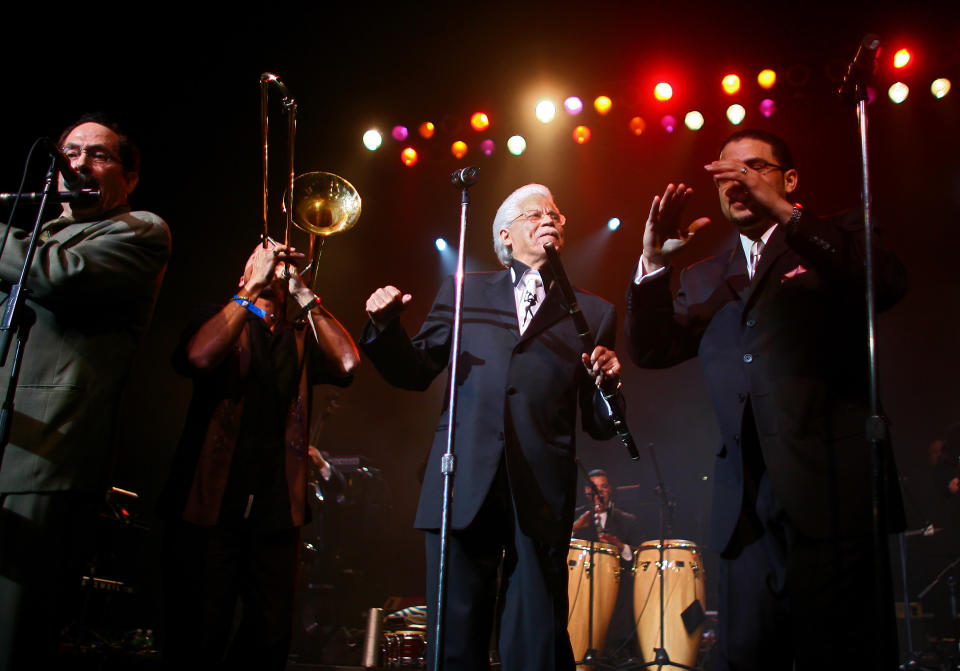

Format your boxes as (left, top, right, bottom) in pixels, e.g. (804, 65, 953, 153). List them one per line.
(451, 166, 480, 189)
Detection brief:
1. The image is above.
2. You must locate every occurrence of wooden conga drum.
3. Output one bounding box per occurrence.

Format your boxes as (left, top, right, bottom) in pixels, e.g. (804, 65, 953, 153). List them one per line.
(633, 539, 706, 668)
(567, 539, 621, 669)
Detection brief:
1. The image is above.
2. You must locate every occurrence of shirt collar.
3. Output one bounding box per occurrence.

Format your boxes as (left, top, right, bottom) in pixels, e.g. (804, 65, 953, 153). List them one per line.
(509, 258, 553, 289)
(738, 223, 777, 262)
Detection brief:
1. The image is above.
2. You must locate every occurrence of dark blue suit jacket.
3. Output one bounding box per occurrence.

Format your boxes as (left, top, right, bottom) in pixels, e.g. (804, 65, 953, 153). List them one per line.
(626, 210, 906, 550)
(363, 270, 619, 545)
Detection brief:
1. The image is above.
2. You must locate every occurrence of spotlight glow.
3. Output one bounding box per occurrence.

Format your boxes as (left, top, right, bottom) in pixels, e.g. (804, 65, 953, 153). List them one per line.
(654, 82, 673, 101)
(392, 125, 409, 141)
(535, 99, 557, 123)
(628, 116, 646, 135)
(726, 104, 746, 125)
(660, 115, 677, 133)
(888, 82, 909, 103)
(759, 99, 776, 118)
(593, 96, 612, 114)
(572, 125, 591, 144)
(931, 78, 951, 99)
(757, 69, 777, 89)
(607, 217, 621, 231)
(564, 96, 583, 115)
(470, 112, 490, 131)
(893, 48, 911, 69)
(507, 135, 527, 155)
(435, 238, 448, 252)
(419, 122, 435, 138)
(684, 111, 705, 131)
(451, 141, 468, 159)
(400, 147, 418, 166)
(721, 74, 741, 95)
(480, 139, 495, 156)
(362, 129, 382, 151)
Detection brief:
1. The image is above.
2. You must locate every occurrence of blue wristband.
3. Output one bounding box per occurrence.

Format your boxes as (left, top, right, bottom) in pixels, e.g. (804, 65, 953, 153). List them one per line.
(231, 295, 266, 319)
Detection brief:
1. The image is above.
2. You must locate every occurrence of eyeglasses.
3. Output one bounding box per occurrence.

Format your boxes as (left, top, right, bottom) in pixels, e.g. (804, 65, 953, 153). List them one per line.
(511, 209, 566, 226)
(714, 159, 787, 189)
(61, 145, 119, 164)
(743, 159, 786, 174)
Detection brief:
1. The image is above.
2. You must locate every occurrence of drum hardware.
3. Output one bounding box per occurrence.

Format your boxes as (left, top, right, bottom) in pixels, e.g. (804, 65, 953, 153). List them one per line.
(361, 607, 383, 668)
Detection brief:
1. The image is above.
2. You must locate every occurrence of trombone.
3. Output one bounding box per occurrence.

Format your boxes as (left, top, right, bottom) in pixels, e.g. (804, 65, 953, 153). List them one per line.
(260, 72, 361, 293)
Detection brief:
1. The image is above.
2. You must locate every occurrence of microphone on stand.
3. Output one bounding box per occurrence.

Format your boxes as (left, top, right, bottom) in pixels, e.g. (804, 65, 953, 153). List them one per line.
(0, 190, 100, 205)
(451, 166, 480, 189)
(838, 34, 881, 104)
(41, 138, 89, 191)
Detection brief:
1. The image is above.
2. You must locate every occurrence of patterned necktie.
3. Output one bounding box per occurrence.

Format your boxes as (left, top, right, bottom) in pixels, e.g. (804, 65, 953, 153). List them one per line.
(749, 239, 765, 279)
(520, 273, 543, 333)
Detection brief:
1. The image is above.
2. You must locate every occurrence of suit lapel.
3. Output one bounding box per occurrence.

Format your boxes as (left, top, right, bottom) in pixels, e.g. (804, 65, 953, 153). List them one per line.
(724, 244, 751, 305)
(744, 225, 789, 312)
(484, 271, 521, 341)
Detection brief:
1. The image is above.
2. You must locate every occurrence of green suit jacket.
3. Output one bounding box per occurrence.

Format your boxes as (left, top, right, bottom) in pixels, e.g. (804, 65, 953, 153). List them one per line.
(0, 206, 171, 494)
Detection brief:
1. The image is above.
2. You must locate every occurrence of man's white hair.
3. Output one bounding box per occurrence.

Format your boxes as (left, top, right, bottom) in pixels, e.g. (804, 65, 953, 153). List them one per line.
(491, 183, 555, 267)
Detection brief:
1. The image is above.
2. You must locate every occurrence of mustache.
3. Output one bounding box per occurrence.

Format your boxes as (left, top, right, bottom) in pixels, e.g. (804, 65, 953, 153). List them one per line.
(69, 172, 98, 189)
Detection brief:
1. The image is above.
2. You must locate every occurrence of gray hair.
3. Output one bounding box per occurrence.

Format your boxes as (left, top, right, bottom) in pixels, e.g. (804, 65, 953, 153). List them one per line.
(492, 183, 555, 267)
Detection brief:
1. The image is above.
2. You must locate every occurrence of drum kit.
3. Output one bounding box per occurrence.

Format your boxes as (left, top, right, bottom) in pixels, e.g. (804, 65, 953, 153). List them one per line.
(566, 538, 706, 670)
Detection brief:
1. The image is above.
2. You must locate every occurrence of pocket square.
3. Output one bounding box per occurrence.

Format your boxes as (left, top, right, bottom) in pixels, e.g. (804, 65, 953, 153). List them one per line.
(781, 265, 807, 282)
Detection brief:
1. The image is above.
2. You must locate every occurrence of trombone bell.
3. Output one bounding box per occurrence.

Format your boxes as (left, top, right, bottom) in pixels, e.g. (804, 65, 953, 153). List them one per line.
(287, 171, 362, 237)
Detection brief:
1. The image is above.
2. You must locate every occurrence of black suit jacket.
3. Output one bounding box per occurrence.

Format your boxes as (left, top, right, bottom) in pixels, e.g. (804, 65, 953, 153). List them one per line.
(626, 210, 906, 549)
(572, 504, 643, 549)
(363, 270, 619, 545)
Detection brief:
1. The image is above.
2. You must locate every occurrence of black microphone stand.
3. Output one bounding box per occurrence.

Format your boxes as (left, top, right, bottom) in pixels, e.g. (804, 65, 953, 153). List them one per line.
(0, 155, 60, 461)
(431, 167, 479, 671)
(839, 34, 899, 670)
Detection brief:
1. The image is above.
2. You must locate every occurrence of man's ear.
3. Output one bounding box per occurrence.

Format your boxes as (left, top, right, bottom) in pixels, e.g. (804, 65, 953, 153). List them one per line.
(783, 168, 798, 197)
(124, 171, 139, 196)
(499, 226, 512, 250)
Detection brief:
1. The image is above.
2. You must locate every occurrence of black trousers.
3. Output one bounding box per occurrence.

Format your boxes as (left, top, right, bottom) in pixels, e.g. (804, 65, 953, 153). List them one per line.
(161, 520, 299, 671)
(0, 492, 97, 671)
(717, 456, 899, 670)
(424, 461, 574, 671)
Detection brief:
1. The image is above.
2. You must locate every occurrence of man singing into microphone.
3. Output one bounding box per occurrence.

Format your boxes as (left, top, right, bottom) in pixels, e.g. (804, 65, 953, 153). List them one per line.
(0, 114, 171, 670)
(362, 183, 624, 671)
(625, 129, 907, 669)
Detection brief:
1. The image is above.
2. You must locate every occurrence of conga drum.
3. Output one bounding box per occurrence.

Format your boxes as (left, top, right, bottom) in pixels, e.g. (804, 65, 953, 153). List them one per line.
(567, 539, 621, 669)
(633, 539, 706, 668)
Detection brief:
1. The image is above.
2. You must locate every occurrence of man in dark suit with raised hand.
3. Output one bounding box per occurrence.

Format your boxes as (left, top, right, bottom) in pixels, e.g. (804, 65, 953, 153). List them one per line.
(625, 129, 906, 670)
(362, 183, 625, 671)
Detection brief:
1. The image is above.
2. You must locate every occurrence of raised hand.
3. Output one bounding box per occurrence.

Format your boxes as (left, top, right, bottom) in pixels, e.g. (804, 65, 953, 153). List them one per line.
(366, 285, 413, 331)
(641, 183, 711, 273)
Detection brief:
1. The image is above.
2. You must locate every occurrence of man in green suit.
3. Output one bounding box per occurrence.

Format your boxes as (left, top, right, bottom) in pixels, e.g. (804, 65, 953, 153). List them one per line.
(0, 114, 171, 670)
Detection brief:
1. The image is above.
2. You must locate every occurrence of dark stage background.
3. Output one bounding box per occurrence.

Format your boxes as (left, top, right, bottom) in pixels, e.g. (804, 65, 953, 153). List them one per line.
(2, 0, 959, 660)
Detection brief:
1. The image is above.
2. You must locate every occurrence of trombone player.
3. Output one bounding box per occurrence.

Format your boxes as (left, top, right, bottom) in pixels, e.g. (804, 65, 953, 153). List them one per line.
(159, 240, 359, 670)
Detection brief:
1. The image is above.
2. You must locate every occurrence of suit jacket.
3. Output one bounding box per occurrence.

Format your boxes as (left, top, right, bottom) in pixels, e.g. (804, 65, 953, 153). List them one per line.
(362, 270, 620, 545)
(0, 208, 171, 494)
(571, 504, 643, 549)
(625, 209, 906, 548)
